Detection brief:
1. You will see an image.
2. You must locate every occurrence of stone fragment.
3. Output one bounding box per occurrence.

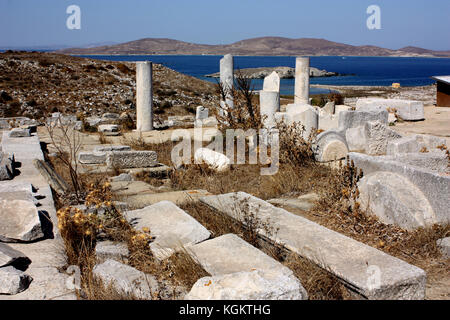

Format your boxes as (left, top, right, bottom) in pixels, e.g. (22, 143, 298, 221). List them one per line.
(125, 201, 211, 259)
(93, 145, 131, 152)
(107, 150, 158, 169)
(263, 71, 280, 92)
(0, 199, 44, 243)
(92, 259, 157, 299)
(110, 173, 133, 182)
(338, 110, 388, 131)
(345, 126, 367, 152)
(102, 113, 120, 120)
(436, 237, 450, 259)
(0, 266, 32, 295)
(381, 152, 448, 173)
(8, 128, 31, 138)
(356, 98, 424, 121)
(194, 148, 231, 172)
(78, 152, 107, 164)
(323, 101, 336, 115)
(196, 106, 209, 120)
(0, 243, 31, 269)
(95, 241, 129, 263)
(0, 152, 14, 181)
(33, 159, 69, 195)
(98, 124, 121, 136)
(349, 152, 450, 226)
(186, 269, 307, 300)
(268, 192, 319, 211)
(358, 171, 435, 230)
(363, 121, 402, 155)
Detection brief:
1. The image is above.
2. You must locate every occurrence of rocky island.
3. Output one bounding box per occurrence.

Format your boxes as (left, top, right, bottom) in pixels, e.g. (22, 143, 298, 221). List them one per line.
(205, 66, 343, 79)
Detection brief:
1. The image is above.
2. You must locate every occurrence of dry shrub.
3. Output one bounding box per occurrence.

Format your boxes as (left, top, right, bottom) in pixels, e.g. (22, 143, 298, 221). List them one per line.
(213, 70, 263, 131)
(276, 121, 315, 167)
(116, 63, 131, 74)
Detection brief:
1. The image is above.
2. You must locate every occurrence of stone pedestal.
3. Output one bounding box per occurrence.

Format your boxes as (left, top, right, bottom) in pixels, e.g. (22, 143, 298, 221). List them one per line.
(136, 61, 153, 131)
(220, 54, 234, 109)
(294, 57, 310, 105)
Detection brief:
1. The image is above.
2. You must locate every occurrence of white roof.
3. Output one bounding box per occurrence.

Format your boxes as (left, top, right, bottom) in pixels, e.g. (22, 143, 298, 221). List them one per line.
(432, 76, 450, 84)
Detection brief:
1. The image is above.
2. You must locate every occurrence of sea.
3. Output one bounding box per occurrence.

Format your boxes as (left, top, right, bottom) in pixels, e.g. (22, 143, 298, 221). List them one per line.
(78, 55, 450, 96)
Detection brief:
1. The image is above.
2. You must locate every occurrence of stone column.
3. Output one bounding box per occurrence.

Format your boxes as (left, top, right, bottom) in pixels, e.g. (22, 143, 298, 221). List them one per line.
(136, 61, 153, 131)
(260, 91, 280, 129)
(294, 57, 310, 105)
(220, 54, 234, 109)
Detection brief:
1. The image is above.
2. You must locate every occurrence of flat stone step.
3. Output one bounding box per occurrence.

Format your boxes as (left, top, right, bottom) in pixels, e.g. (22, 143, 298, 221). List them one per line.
(200, 192, 426, 300)
(186, 234, 307, 300)
(125, 201, 211, 259)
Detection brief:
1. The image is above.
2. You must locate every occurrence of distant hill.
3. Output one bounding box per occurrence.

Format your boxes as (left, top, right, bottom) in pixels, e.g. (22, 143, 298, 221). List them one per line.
(57, 37, 450, 57)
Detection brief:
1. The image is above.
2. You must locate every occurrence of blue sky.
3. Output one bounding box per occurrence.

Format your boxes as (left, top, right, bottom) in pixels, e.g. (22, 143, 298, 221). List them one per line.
(1, 0, 449, 50)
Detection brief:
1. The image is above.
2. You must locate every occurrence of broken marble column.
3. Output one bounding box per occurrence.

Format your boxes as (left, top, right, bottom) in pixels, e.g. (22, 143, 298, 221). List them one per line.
(294, 57, 310, 105)
(263, 71, 280, 92)
(136, 61, 153, 131)
(260, 91, 280, 129)
(196, 106, 209, 120)
(220, 54, 234, 109)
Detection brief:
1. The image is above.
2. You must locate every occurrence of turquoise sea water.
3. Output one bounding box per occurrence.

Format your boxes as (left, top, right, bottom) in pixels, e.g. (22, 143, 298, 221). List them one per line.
(79, 55, 450, 96)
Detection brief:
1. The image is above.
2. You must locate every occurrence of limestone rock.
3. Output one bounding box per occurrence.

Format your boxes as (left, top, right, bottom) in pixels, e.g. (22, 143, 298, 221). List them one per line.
(194, 148, 231, 172)
(0, 199, 44, 242)
(94, 145, 131, 153)
(92, 259, 157, 299)
(349, 152, 450, 227)
(78, 152, 107, 164)
(196, 106, 209, 120)
(0, 152, 14, 181)
(358, 171, 435, 230)
(33, 159, 69, 195)
(323, 101, 336, 115)
(125, 201, 211, 259)
(437, 237, 450, 259)
(338, 110, 388, 131)
(107, 151, 158, 169)
(356, 98, 424, 121)
(263, 71, 280, 92)
(268, 192, 319, 211)
(185, 269, 307, 300)
(95, 241, 129, 263)
(0, 266, 32, 295)
(110, 173, 133, 182)
(0, 243, 31, 269)
(98, 124, 121, 136)
(363, 121, 402, 155)
(346, 126, 367, 152)
(8, 128, 31, 138)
